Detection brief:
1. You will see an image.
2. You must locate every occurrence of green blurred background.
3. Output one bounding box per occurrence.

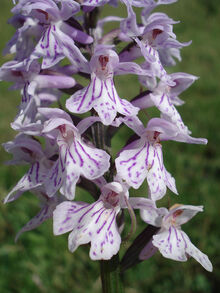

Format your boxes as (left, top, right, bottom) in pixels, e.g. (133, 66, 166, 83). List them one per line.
(0, 1, 220, 292)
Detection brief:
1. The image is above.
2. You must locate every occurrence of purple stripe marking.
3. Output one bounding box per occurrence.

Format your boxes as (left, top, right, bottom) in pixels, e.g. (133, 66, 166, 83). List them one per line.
(104, 80, 115, 103)
(159, 93, 165, 105)
(77, 81, 92, 111)
(107, 210, 116, 231)
(92, 206, 105, 217)
(78, 200, 101, 223)
(95, 208, 106, 224)
(120, 142, 146, 164)
(77, 141, 100, 168)
(73, 139, 84, 167)
(97, 220, 107, 234)
(145, 143, 150, 167)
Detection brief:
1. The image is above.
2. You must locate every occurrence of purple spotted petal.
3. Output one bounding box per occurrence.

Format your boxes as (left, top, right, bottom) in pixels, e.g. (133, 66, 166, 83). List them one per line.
(53, 201, 89, 235)
(45, 133, 110, 199)
(184, 232, 213, 272)
(68, 201, 120, 260)
(115, 139, 177, 199)
(4, 162, 46, 203)
(153, 227, 189, 261)
(135, 37, 175, 86)
(66, 74, 139, 125)
(149, 91, 189, 133)
(153, 227, 213, 272)
(147, 144, 177, 200)
(54, 199, 121, 260)
(115, 138, 149, 189)
(66, 75, 103, 114)
(26, 24, 64, 69)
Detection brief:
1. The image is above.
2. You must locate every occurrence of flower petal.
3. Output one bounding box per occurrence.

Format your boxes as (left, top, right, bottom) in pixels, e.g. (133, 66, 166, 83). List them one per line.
(115, 139, 150, 189)
(153, 227, 188, 261)
(184, 232, 213, 272)
(4, 162, 45, 203)
(53, 201, 90, 235)
(56, 199, 121, 260)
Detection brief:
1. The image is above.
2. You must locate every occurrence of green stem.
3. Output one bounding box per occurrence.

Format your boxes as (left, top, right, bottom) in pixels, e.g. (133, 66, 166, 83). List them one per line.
(100, 254, 124, 293)
(91, 122, 124, 292)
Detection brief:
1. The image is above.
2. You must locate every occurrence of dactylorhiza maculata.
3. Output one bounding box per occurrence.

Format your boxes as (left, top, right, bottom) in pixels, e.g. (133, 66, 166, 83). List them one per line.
(2, 0, 213, 281)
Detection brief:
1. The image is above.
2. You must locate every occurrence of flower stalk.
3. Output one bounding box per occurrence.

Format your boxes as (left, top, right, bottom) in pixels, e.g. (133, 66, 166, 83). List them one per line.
(100, 254, 124, 293)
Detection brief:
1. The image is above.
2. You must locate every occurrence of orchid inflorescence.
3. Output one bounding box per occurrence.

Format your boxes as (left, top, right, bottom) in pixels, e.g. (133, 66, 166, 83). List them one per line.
(2, 0, 212, 275)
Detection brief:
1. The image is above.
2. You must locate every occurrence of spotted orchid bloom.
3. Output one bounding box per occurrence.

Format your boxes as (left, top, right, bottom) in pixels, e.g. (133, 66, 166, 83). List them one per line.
(140, 204, 213, 272)
(0, 60, 75, 134)
(12, 0, 92, 69)
(3, 134, 58, 204)
(40, 108, 110, 199)
(115, 116, 178, 201)
(132, 77, 207, 145)
(119, 11, 189, 85)
(66, 46, 141, 125)
(3, 15, 43, 62)
(53, 180, 158, 260)
(138, 71, 198, 104)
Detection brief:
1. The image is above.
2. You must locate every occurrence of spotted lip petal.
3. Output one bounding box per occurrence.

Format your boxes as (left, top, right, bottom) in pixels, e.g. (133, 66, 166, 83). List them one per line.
(153, 227, 189, 261)
(153, 227, 213, 272)
(115, 138, 149, 189)
(115, 138, 177, 200)
(44, 126, 110, 199)
(149, 91, 189, 135)
(148, 204, 213, 272)
(147, 144, 177, 200)
(66, 73, 139, 125)
(53, 199, 121, 260)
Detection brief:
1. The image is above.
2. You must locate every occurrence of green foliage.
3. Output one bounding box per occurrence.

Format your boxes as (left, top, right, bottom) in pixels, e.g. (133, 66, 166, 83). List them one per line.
(0, 0, 219, 292)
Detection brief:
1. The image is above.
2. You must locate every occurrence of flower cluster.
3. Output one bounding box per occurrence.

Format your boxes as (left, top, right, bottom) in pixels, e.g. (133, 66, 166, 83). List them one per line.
(2, 0, 212, 272)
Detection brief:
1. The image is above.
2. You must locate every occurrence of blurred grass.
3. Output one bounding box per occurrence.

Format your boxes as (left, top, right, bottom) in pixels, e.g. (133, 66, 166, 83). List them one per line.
(0, 0, 220, 292)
